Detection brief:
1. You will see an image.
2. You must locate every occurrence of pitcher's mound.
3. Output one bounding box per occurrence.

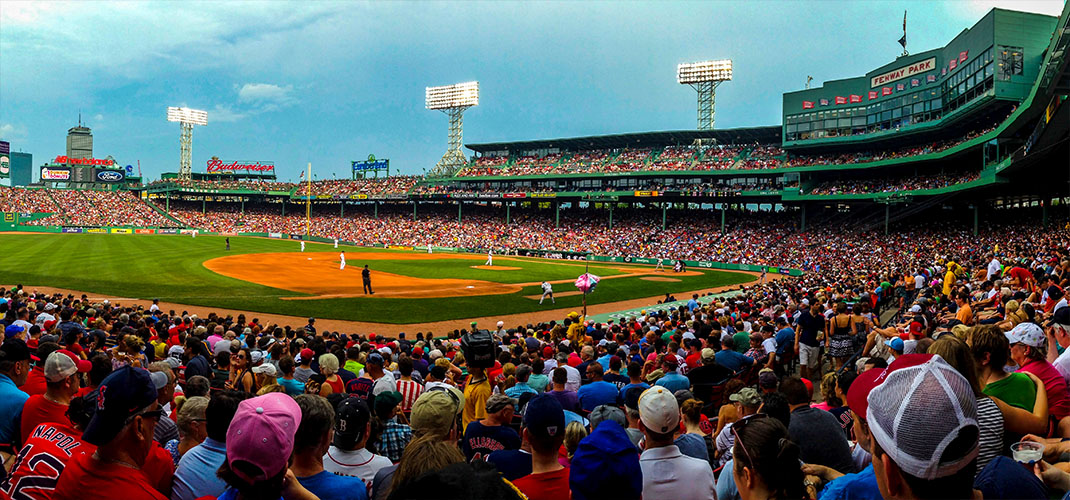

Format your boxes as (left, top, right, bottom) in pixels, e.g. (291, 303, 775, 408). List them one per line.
(470, 265, 521, 270)
(640, 277, 681, 282)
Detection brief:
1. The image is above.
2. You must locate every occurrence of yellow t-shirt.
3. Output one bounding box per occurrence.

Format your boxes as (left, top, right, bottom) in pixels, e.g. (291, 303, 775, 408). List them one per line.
(462, 375, 492, 429)
(943, 269, 956, 297)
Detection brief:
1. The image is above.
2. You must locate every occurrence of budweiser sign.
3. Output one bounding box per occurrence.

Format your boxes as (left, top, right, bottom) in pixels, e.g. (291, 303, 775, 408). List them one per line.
(53, 156, 115, 166)
(206, 159, 275, 173)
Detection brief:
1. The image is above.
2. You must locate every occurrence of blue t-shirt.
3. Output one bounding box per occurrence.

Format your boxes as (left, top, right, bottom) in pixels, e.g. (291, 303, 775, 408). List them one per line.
(504, 382, 537, 402)
(619, 382, 650, 400)
(775, 327, 795, 356)
(486, 448, 532, 481)
(278, 377, 305, 397)
(298, 470, 368, 500)
(461, 421, 521, 461)
(577, 380, 621, 411)
(654, 372, 690, 393)
(818, 463, 880, 500)
(547, 390, 581, 412)
(0, 373, 29, 444)
(715, 350, 754, 372)
(172, 438, 229, 500)
(674, 433, 709, 462)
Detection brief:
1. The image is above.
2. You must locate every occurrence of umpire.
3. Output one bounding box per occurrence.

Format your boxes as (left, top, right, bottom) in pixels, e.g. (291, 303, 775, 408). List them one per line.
(362, 265, 374, 295)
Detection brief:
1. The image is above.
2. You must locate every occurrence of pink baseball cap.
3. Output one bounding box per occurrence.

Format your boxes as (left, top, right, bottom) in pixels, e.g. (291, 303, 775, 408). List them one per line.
(226, 393, 302, 483)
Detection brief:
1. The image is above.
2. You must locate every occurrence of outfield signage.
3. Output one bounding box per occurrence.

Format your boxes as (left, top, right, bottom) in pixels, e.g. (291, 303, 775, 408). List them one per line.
(870, 57, 936, 87)
(86, 228, 106, 233)
(352, 158, 389, 172)
(157, 228, 179, 234)
(62, 227, 83, 233)
(110, 228, 133, 234)
(52, 156, 116, 166)
(135, 229, 155, 234)
(95, 169, 126, 182)
(41, 167, 71, 180)
(206, 159, 275, 173)
(269, 232, 284, 239)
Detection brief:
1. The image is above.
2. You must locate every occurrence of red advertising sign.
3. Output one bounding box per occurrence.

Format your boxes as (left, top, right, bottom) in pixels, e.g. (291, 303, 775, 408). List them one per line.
(135, 229, 155, 235)
(206, 159, 275, 173)
(503, 192, 527, 199)
(849, 94, 862, 103)
(834, 96, 847, 105)
(959, 50, 968, 62)
(882, 87, 893, 96)
(802, 101, 814, 109)
(868, 91, 878, 100)
(53, 156, 115, 166)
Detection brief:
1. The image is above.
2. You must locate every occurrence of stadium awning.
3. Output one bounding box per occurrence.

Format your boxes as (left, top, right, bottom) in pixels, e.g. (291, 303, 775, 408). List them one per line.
(466, 126, 782, 153)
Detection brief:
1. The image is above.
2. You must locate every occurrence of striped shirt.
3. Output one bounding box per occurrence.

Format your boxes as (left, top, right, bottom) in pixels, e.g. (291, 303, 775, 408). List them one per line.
(975, 396, 1003, 477)
(396, 379, 424, 412)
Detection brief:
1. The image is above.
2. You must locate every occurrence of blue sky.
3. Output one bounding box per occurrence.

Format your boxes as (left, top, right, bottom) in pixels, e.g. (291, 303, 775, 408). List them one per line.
(0, 1, 1062, 182)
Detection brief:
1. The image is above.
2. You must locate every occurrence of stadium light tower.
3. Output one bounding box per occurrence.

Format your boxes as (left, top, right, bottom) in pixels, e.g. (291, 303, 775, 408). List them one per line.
(166, 107, 208, 180)
(677, 60, 733, 130)
(426, 81, 478, 177)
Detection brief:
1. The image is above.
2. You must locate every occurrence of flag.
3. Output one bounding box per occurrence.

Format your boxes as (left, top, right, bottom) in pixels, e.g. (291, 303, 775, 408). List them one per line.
(299, 170, 305, 180)
(868, 91, 878, 100)
(899, 10, 907, 50)
(819, 98, 829, 106)
(849, 94, 862, 103)
(802, 101, 814, 109)
(882, 87, 893, 96)
(835, 96, 847, 105)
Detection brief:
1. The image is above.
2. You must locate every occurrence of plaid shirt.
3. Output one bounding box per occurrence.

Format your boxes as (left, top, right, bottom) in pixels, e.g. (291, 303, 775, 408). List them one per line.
(377, 421, 413, 462)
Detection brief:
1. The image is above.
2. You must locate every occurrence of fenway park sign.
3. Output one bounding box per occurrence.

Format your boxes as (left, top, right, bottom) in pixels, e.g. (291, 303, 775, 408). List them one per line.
(206, 159, 275, 173)
(870, 57, 936, 88)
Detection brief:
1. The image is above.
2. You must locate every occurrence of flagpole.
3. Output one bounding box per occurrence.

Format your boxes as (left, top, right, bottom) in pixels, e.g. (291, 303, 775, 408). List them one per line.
(305, 162, 311, 240)
(582, 254, 590, 319)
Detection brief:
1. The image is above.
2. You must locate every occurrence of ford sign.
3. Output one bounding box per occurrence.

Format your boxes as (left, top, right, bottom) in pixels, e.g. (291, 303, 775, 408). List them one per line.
(96, 170, 125, 182)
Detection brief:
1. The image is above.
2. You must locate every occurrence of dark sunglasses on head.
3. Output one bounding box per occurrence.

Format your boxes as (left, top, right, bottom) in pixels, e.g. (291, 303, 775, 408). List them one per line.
(731, 413, 771, 468)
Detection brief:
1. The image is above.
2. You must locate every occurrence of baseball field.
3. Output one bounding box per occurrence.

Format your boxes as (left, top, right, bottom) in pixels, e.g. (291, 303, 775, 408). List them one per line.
(0, 233, 754, 325)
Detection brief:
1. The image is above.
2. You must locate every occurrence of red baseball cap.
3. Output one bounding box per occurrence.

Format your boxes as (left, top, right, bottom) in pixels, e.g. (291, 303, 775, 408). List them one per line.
(299, 348, 314, 362)
(542, 346, 553, 357)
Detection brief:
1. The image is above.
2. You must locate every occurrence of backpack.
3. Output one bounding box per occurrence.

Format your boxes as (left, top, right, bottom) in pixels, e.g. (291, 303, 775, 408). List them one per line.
(461, 330, 496, 369)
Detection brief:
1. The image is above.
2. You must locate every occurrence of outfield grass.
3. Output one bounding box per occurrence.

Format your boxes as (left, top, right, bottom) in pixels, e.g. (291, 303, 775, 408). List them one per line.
(0, 234, 752, 323)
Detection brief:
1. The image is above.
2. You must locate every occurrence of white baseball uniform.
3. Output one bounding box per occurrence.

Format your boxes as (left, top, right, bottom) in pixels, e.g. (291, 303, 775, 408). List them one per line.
(485, 251, 493, 266)
(540, 281, 555, 304)
(428, 244, 433, 254)
(334, 239, 339, 249)
(340, 252, 346, 270)
(301, 241, 306, 252)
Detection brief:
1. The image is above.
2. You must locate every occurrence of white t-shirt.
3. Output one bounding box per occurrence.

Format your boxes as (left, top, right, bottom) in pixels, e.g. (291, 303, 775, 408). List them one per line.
(372, 372, 397, 396)
(562, 364, 581, 392)
(324, 446, 392, 485)
(34, 312, 55, 326)
(761, 338, 777, 356)
(914, 275, 926, 289)
(1053, 347, 1070, 385)
(987, 259, 1002, 280)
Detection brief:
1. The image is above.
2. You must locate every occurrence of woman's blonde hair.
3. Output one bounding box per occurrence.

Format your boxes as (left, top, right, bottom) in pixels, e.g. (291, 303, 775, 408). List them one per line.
(319, 353, 339, 375)
(564, 421, 588, 460)
(389, 435, 465, 495)
(820, 372, 840, 406)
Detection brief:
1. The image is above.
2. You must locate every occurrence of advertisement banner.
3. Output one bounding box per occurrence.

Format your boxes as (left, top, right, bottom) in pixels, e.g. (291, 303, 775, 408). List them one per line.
(135, 229, 155, 234)
(87, 228, 106, 234)
(352, 158, 389, 172)
(289, 234, 303, 240)
(387, 245, 414, 251)
(834, 96, 847, 105)
(157, 228, 179, 234)
(206, 159, 274, 174)
(94, 169, 126, 183)
(52, 156, 115, 166)
(41, 167, 71, 180)
(503, 193, 527, 199)
(349, 194, 369, 200)
(633, 191, 659, 197)
(62, 227, 83, 233)
(110, 228, 133, 234)
(849, 94, 862, 103)
(179, 229, 197, 235)
(802, 101, 814, 109)
(868, 91, 878, 100)
(529, 193, 557, 199)
(268, 232, 284, 239)
(869, 57, 936, 87)
(220, 232, 238, 236)
(959, 50, 968, 63)
(882, 87, 893, 96)
(0, 153, 8, 179)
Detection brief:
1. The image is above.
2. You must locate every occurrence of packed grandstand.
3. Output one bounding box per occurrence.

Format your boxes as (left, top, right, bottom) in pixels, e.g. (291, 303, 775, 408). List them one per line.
(2, 4, 1070, 500)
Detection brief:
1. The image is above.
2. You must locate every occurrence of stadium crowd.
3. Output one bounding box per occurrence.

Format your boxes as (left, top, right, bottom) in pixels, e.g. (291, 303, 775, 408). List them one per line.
(2, 209, 1069, 500)
(3, 188, 177, 228)
(146, 179, 298, 192)
(807, 171, 982, 195)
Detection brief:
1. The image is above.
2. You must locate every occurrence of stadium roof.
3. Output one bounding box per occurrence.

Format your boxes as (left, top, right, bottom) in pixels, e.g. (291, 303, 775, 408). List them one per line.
(466, 126, 781, 153)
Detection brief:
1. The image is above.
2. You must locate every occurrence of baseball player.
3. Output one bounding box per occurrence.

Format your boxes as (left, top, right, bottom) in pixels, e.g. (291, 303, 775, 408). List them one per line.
(334, 238, 338, 249)
(485, 250, 493, 266)
(428, 244, 433, 254)
(539, 281, 555, 304)
(339, 251, 346, 270)
(300, 240, 306, 252)
(225, 237, 230, 251)
(192, 230, 197, 238)
(760, 267, 767, 283)
(654, 257, 664, 272)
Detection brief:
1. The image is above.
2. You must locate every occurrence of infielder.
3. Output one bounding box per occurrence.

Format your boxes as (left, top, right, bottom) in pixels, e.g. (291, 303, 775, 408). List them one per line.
(192, 230, 197, 238)
(654, 257, 664, 272)
(485, 250, 493, 266)
(339, 251, 346, 270)
(334, 238, 339, 249)
(428, 244, 433, 254)
(539, 281, 555, 304)
(300, 240, 306, 252)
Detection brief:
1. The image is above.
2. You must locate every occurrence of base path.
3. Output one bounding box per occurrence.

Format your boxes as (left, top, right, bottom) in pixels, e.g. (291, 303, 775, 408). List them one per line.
(6, 271, 777, 336)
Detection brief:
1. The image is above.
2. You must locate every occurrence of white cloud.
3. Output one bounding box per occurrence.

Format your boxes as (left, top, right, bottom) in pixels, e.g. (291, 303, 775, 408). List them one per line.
(0, 123, 27, 142)
(93, 114, 104, 122)
(238, 83, 296, 107)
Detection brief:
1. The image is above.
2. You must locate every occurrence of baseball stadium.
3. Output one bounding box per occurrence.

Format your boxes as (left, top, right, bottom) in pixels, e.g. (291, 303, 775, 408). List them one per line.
(1, 2, 1070, 498)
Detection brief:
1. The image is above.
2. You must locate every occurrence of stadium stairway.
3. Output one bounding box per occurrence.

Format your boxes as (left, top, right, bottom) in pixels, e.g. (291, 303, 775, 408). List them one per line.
(41, 190, 71, 224)
(142, 198, 187, 227)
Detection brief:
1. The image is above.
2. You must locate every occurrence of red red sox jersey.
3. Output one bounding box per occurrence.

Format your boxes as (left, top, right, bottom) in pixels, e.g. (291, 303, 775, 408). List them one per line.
(1, 422, 96, 500)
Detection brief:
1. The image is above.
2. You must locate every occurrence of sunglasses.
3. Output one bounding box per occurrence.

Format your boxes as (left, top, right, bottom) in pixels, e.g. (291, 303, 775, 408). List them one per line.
(731, 413, 770, 469)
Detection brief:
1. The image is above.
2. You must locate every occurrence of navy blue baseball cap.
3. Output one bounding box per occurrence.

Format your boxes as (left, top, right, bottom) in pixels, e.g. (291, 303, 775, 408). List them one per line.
(82, 366, 159, 446)
(366, 352, 384, 365)
(522, 394, 565, 442)
(569, 420, 642, 500)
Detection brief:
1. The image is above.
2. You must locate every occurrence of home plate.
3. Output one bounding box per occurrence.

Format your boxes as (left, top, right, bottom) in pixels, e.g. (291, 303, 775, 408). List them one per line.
(466, 286, 475, 288)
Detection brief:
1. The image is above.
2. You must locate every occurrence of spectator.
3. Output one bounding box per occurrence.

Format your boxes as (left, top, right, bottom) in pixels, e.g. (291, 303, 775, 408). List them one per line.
(52, 367, 168, 500)
(148, 361, 180, 447)
(3, 395, 95, 498)
(505, 364, 539, 400)
(577, 362, 620, 410)
(374, 386, 466, 500)
(781, 376, 856, 474)
(675, 398, 712, 462)
(276, 355, 304, 397)
(324, 397, 391, 484)
(716, 334, 754, 373)
(638, 386, 716, 499)
(291, 394, 367, 500)
(461, 393, 520, 461)
(374, 391, 412, 463)
(732, 415, 809, 499)
(1007, 322, 1070, 420)
(0, 339, 31, 446)
(653, 356, 689, 392)
(171, 390, 246, 500)
(395, 356, 424, 412)
(546, 367, 580, 412)
(167, 396, 209, 467)
(20, 350, 90, 442)
(512, 394, 570, 500)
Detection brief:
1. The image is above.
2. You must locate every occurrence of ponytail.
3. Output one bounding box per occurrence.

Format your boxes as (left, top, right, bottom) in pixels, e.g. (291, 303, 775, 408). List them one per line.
(733, 418, 808, 500)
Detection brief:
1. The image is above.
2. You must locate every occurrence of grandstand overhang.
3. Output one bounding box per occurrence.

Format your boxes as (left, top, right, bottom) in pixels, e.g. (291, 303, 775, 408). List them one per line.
(466, 127, 782, 155)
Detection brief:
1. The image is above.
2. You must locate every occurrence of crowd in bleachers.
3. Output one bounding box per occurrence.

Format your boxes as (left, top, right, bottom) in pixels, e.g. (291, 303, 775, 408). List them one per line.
(146, 179, 298, 192)
(808, 171, 982, 195)
(303, 177, 420, 197)
(0, 187, 59, 214)
(787, 123, 1002, 167)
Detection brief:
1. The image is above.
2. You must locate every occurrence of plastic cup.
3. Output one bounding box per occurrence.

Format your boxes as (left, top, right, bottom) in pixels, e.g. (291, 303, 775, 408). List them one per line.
(1010, 441, 1044, 465)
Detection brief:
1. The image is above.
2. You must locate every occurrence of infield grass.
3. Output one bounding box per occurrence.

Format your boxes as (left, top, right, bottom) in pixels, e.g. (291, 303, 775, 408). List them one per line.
(0, 234, 752, 323)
